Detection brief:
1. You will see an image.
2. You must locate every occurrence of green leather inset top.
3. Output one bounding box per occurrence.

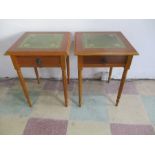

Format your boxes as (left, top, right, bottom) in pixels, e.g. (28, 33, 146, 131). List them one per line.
(82, 33, 126, 49)
(18, 34, 64, 49)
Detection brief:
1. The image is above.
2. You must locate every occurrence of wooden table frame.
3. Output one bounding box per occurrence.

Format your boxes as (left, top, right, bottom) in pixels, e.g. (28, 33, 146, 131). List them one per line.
(6, 32, 70, 107)
(75, 32, 139, 107)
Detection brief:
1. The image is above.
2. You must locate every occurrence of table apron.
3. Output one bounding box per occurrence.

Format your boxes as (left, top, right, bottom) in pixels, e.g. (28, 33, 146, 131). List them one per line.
(15, 56, 61, 67)
(82, 56, 127, 67)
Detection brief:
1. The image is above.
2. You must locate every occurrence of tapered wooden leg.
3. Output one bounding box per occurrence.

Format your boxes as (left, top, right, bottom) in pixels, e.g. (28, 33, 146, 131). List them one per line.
(78, 68, 83, 107)
(66, 56, 70, 84)
(62, 69, 68, 107)
(108, 67, 113, 83)
(34, 67, 40, 84)
(16, 69, 32, 107)
(61, 56, 68, 107)
(116, 68, 128, 106)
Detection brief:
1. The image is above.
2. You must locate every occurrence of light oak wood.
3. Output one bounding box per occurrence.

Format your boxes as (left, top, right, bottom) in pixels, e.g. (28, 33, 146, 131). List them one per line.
(116, 56, 133, 106)
(16, 56, 61, 67)
(16, 69, 32, 107)
(62, 69, 68, 107)
(75, 32, 139, 56)
(61, 56, 68, 107)
(66, 56, 70, 84)
(116, 68, 128, 106)
(5, 32, 70, 56)
(83, 56, 127, 65)
(11, 55, 32, 107)
(75, 32, 138, 106)
(6, 32, 70, 107)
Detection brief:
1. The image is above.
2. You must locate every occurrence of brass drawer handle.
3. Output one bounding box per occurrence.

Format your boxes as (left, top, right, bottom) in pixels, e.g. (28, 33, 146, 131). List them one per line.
(36, 58, 42, 65)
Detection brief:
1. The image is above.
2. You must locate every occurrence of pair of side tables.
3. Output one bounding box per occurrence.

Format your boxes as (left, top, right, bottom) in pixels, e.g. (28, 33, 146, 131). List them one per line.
(5, 32, 139, 107)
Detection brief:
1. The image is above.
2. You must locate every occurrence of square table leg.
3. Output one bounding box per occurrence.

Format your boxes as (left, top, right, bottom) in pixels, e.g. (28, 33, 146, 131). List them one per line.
(61, 56, 68, 107)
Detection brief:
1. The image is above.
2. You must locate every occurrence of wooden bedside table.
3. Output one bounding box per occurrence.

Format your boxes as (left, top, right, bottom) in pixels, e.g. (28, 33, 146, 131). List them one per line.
(74, 32, 139, 107)
(5, 32, 70, 107)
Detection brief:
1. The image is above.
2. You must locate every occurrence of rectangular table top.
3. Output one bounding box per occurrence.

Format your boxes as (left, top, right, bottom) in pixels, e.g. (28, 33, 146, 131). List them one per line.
(6, 32, 70, 56)
(75, 32, 139, 56)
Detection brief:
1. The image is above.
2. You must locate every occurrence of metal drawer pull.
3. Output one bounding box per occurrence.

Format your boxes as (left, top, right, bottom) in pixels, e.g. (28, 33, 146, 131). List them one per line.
(36, 58, 42, 65)
(101, 58, 106, 63)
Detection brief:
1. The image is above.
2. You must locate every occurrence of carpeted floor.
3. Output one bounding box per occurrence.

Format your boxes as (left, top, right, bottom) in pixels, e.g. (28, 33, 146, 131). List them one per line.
(0, 78, 155, 135)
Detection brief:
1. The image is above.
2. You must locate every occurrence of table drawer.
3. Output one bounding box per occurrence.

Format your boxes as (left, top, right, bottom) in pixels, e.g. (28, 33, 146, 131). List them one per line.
(16, 56, 61, 67)
(83, 56, 127, 66)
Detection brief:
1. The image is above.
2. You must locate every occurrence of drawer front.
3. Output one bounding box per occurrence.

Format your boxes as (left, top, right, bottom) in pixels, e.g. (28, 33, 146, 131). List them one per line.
(16, 56, 61, 67)
(83, 56, 127, 67)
